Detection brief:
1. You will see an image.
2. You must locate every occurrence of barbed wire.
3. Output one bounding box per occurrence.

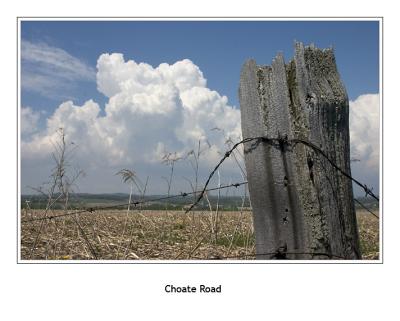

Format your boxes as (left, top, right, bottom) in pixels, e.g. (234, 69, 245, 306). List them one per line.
(192, 249, 346, 260)
(291, 137, 379, 201)
(21, 181, 248, 223)
(354, 198, 379, 219)
(185, 135, 379, 214)
(22, 135, 379, 261)
(22, 136, 379, 224)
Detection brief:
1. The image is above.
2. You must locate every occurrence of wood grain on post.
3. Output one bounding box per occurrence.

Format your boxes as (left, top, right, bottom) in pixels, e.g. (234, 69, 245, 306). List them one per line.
(239, 43, 361, 259)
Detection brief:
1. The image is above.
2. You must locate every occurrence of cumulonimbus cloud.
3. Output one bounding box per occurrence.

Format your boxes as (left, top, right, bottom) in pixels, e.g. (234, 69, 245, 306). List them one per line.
(21, 106, 41, 135)
(349, 93, 380, 170)
(21, 48, 379, 194)
(21, 53, 242, 174)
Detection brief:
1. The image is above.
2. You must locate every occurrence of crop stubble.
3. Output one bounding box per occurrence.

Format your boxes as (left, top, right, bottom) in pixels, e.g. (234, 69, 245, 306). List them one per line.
(20, 210, 378, 260)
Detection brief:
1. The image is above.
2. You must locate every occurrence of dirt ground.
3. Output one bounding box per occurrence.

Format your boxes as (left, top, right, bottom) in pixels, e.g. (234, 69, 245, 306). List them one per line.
(20, 209, 379, 260)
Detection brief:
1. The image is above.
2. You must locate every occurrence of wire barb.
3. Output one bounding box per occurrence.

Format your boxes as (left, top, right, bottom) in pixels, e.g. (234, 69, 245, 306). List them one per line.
(22, 135, 379, 224)
(184, 135, 379, 215)
(21, 181, 249, 223)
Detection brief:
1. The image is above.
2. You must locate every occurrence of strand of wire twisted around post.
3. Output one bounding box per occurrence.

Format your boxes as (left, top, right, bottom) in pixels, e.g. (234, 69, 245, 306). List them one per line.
(184, 135, 379, 214)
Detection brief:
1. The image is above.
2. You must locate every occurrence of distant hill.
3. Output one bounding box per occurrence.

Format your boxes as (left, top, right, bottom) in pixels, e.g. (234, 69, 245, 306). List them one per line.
(21, 193, 377, 212)
(354, 197, 379, 210)
(21, 193, 251, 211)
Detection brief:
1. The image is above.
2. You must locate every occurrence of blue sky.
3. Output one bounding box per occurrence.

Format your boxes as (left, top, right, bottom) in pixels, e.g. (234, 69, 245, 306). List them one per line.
(22, 20, 379, 110)
(20, 20, 380, 196)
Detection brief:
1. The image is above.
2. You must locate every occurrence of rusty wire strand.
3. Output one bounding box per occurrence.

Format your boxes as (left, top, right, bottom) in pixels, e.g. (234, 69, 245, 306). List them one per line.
(22, 136, 379, 224)
(354, 198, 379, 219)
(185, 136, 379, 214)
(290, 138, 379, 201)
(194, 251, 346, 260)
(21, 181, 248, 223)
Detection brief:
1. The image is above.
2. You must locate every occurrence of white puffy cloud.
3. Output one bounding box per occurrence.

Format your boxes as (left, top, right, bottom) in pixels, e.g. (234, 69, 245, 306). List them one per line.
(349, 94, 380, 169)
(21, 106, 40, 135)
(21, 54, 242, 192)
(349, 93, 380, 196)
(21, 48, 379, 195)
(96, 54, 206, 98)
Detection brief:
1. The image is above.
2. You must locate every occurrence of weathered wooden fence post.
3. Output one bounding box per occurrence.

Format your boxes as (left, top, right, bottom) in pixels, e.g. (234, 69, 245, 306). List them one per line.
(239, 42, 361, 259)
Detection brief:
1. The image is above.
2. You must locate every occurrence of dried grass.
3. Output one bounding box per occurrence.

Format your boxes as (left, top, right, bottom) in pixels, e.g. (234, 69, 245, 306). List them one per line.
(21, 210, 255, 260)
(20, 209, 379, 260)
